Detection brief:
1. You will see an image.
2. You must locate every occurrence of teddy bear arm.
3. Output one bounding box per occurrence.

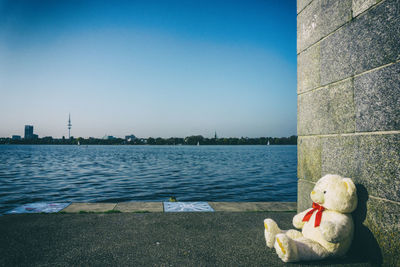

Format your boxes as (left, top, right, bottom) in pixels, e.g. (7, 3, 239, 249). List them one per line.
(292, 209, 312, 229)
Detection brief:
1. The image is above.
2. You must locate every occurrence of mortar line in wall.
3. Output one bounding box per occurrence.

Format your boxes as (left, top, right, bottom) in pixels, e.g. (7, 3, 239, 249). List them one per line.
(298, 130, 400, 138)
(297, 0, 387, 56)
(297, 18, 350, 56)
(298, 76, 352, 96)
(297, 0, 315, 16)
(351, 76, 356, 133)
(351, 0, 387, 20)
(369, 195, 400, 205)
(298, 58, 400, 96)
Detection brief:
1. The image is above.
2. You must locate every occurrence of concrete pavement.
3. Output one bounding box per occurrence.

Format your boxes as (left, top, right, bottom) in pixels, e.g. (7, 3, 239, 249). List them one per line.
(0, 211, 372, 266)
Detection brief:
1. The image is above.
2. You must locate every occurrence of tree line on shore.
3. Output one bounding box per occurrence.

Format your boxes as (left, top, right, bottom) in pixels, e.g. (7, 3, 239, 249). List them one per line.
(0, 135, 297, 145)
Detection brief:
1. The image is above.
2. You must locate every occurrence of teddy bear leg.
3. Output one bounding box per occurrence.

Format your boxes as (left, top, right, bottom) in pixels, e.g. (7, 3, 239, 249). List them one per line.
(294, 237, 330, 261)
(285, 229, 303, 240)
(274, 233, 298, 262)
(264, 218, 281, 248)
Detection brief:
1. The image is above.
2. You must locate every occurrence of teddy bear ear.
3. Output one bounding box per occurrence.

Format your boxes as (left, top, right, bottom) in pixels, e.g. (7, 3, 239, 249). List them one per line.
(342, 178, 356, 195)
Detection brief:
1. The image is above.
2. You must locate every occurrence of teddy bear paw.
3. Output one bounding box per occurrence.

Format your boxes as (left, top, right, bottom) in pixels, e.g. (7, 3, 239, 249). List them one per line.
(274, 234, 297, 262)
(264, 218, 280, 248)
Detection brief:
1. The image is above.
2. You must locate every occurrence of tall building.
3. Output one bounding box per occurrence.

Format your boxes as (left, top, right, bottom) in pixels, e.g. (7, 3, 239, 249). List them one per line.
(67, 113, 72, 139)
(24, 125, 34, 139)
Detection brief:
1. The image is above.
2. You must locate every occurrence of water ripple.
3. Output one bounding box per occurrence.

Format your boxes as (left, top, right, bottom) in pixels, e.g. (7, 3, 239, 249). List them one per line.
(0, 145, 297, 213)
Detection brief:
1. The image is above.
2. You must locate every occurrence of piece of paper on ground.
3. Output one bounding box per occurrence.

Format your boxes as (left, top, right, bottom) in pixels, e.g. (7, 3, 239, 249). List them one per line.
(163, 202, 214, 212)
(6, 202, 71, 214)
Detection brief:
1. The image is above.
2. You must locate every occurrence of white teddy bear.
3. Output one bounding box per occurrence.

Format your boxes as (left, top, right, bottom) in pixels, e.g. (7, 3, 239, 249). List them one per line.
(264, 174, 358, 262)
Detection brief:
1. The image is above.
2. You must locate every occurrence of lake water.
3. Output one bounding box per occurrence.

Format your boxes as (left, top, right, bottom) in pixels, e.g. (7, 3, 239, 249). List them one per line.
(0, 145, 297, 213)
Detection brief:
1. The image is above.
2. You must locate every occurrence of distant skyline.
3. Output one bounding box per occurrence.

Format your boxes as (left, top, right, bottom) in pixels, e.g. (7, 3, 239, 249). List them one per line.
(0, 0, 296, 138)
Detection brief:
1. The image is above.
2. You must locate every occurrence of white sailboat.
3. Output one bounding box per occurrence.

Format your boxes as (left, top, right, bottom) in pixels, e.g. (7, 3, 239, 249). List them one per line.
(197, 141, 200, 146)
(267, 140, 270, 146)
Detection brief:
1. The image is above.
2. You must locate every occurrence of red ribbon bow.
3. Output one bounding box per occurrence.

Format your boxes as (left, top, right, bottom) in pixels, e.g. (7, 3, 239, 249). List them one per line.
(302, 202, 325, 227)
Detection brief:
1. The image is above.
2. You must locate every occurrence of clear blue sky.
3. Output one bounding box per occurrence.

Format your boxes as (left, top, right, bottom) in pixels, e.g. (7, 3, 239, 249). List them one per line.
(0, 0, 296, 139)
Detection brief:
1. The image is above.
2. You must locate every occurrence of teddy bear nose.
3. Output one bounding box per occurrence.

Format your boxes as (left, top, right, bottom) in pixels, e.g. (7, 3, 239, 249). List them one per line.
(310, 190, 324, 203)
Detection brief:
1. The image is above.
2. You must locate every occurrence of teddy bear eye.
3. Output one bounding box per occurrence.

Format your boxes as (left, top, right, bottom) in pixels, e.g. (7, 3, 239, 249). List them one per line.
(323, 191, 326, 194)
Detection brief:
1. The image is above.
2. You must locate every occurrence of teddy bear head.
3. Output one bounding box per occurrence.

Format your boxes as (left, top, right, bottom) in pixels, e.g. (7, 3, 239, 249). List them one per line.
(310, 174, 357, 213)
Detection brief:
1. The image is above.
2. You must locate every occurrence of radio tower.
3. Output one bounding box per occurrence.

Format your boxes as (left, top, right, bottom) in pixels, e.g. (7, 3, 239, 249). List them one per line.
(68, 113, 72, 139)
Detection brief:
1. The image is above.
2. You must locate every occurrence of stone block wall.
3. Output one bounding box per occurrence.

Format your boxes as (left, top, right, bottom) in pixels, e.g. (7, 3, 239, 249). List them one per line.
(297, 0, 400, 265)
